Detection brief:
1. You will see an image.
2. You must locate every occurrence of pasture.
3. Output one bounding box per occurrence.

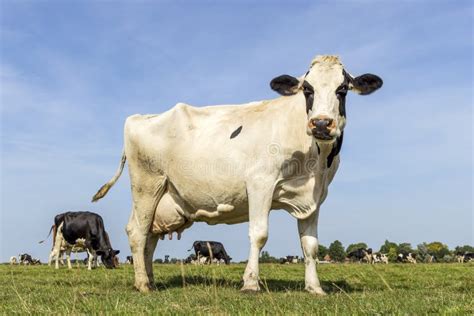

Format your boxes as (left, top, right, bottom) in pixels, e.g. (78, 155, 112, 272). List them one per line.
(1, 263, 472, 314)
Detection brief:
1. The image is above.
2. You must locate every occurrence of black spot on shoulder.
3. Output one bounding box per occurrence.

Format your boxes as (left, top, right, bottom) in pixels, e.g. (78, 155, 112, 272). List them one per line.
(327, 132, 344, 168)
(230, 126, 243, 139)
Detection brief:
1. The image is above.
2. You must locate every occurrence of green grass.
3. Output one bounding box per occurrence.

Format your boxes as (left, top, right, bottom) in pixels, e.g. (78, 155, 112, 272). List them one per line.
(1, 263, 472, 314)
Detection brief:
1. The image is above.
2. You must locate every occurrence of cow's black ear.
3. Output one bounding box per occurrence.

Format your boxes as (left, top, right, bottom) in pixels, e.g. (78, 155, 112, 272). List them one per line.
(113, 250, 120, 255)
(349, 74, 383, 95)
(270, 74, 301, 96)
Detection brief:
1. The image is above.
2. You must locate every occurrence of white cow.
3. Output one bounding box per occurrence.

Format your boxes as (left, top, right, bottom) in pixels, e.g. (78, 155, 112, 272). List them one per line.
(92, 55, 383, 294)
(10, 256, 18, 265)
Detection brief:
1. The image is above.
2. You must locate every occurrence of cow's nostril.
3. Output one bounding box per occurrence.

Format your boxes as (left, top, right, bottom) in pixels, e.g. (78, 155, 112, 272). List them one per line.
(315, 119, 329, 129)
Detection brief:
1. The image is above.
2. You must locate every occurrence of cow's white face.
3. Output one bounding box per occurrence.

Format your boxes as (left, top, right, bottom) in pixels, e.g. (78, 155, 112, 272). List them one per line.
(270, 55, 383, 144)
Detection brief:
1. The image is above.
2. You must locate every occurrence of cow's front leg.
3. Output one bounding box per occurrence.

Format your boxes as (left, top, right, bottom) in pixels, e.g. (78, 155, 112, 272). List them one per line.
(298, 211, 326, 295)
(241, 187, 272, 293)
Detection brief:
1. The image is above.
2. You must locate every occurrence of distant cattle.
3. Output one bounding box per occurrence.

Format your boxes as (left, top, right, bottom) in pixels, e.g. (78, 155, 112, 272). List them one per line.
(397, 253, 417, 264)
(347, 248, 373, 263)
(464, 253, 474, 262)
(10, 256, 18, 265)
(126, 256, 134, 264)
(280, 255, 300, 264)
(46, 211, 119, 270)
(372, 253, 389, 264)
(18, 253, 41, 265)
(188, 241, 231, 264)
(457, 252, 474, 263)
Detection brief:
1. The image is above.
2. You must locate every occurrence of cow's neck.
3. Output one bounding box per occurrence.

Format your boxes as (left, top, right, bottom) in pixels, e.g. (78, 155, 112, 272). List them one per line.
(314, 131, 344, 170)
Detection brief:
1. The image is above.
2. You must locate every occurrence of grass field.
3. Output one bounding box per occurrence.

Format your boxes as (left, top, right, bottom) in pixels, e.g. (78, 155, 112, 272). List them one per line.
(1, 263, 473, 314)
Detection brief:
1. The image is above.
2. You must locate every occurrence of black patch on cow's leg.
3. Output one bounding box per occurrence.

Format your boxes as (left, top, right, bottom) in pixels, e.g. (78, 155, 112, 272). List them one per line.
(230, 126, 243, 139)
(327, 132, 344, 168)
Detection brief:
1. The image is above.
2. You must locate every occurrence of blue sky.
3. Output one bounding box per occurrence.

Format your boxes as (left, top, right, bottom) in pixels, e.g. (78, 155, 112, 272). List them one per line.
(1, 1, 472, 262)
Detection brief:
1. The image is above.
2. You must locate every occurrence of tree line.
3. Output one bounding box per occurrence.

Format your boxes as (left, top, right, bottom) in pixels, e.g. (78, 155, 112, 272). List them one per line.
(259, 240, 474, 263)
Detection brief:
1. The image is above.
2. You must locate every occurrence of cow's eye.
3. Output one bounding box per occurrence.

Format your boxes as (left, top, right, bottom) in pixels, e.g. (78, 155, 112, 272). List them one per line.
(303, 86, 313, 95)
(336, 86, 348, 97)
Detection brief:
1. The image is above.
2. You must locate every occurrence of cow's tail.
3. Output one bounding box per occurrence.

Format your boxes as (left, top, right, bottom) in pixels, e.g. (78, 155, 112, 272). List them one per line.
(187, 241, 197, 252)
(92, 150, 126, 202)
(38, 225, 55, 244)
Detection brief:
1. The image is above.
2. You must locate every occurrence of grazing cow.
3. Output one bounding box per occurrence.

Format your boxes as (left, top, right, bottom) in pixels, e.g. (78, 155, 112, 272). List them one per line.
(280, 255, 299, 264)
(49, 212, 119, 269)
(347, 248, 372, 263)
(188, 241, 232, 265)
(463, 253, 474, 262)
(184, 254, 196, 264)
(397, 253, 417, 264)
(18, 253, 41, 265)
(10, 256, 18, 265)
(126, 256, 134, 264)
(373, 253, 389, 264)
(92, 55, 383, 294)
(18, 253, 33, 265)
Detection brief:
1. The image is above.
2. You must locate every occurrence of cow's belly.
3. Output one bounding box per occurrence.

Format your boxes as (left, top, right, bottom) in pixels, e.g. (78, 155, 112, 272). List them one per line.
(150, 181, 249, 236)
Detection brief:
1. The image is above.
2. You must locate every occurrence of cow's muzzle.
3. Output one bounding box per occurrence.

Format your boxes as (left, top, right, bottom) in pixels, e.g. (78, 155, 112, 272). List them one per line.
(308, 116, 336, 141)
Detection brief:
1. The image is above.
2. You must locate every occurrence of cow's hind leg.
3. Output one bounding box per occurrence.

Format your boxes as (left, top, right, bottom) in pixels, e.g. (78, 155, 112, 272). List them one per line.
(298, 211, 325, 295)
(144, 233, 159, 287)
(126, 169, 166, 293)
(66, 249, 72, 269)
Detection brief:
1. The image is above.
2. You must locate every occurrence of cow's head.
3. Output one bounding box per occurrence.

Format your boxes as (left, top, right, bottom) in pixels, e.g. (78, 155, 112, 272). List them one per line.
(270, 55, 383, 144)
(97, 249, 120, 268)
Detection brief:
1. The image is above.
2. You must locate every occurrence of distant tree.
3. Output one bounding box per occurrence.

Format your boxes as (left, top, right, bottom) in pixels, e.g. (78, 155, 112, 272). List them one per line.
(328, 240, 346, 262)
(318, 244, 328, 260)
(454, 245, 474, 255)
(346, 242, 369, 254)
(387, 247, 398, 262)
(170, 258, 178, 264)
(260, 251, 279, 263)
(154, 259, 163, 264)
(440, 254, 454, 263)
(417, 243, 431, 262)
(379, 240, 398, 254)
(426, 242, 450, 260)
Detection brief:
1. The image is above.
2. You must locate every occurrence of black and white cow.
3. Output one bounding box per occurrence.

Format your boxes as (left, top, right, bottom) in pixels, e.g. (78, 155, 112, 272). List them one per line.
(126, 256, 134, 264)
(49, 211, 119, 269)
(457, 252, 474, 263)
(18, 253, 41, 265)
(372, 253, 389, 264)
(188, 241, 232, 264)
(280, 255, 300, 264)
(397, 253, 417, 264)
(347, 248, 372, 263)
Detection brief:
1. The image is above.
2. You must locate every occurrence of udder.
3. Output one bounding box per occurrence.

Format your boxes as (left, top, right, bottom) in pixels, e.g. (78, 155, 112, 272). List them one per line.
(150, 192, 193, 240)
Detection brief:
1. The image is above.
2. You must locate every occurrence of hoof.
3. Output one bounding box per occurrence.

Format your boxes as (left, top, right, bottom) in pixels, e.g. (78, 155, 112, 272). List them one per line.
(240, 287, 260, 294)
(135, 283, 152, 293)
(240, 284, 260, 294)
(306, 287, 326, 296)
